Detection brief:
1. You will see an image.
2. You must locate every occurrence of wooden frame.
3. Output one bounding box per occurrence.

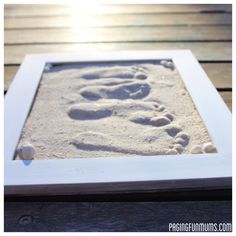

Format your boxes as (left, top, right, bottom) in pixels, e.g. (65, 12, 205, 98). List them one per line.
(4, 50, 232, 196)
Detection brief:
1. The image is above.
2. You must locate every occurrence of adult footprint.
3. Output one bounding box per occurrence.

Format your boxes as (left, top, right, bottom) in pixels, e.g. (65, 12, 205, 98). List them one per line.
(68, 100, 160, 120)
(71, 131, 171, 156)
(79, 82, 150, 101)
(70, 125, 188, 155)
(78, 66, 148, 80)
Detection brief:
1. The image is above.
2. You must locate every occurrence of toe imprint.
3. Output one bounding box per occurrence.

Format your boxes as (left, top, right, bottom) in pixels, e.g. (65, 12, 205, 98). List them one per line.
(163, 112, 174, 121)
(157, 105, 165, 112)
(150, 116, 170, 127)
(175, 132, 190, 141)
(173, 144, 184, 153)
(174, 137, 188, 146)
(165, 125, 182, 137)
(135, 72, 147, 80)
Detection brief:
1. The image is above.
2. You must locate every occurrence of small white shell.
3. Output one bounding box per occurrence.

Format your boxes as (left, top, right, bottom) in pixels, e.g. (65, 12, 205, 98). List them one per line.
(166, 149, 178, 155)
(190, 145, 203, 154)
(44, 63, 53, 72)
(202, 142, 217, 153)
(18, 142, 35, 160)
(166, 61, 175, 69)
(160, 60, 174, 70)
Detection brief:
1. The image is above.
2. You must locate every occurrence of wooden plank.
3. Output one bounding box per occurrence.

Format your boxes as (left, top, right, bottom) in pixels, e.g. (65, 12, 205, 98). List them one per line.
(4, 65, 232, 111)
(202, 63, 232, 88)
(5, 26, 232, 44)
(5, 189, 232, 202)
(4, 4, 232, 17)
(4, 13, 232, 29)
(4, 66, 18, 91)
(220, 92, 232, 111)
(4, 42, 232, 65)
(4, 201, 232, 232)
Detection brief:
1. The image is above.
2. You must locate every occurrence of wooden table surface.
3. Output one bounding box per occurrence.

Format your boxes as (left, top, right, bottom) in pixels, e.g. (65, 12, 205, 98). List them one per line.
(4, 4, 232, 232)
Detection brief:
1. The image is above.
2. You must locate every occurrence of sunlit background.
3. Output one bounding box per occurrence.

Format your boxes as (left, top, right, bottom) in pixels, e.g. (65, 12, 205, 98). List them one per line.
(4, 4, 232, 112)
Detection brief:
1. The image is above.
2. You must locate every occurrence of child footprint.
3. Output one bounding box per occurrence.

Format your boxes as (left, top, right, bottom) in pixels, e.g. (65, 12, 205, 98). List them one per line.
(71, 131, 170, 156)
(70, 125, 188, 156)
(68, 100, 161, 120)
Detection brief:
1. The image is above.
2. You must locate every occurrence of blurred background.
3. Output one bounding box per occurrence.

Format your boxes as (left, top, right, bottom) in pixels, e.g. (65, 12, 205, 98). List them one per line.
(4, 4, 232, 112)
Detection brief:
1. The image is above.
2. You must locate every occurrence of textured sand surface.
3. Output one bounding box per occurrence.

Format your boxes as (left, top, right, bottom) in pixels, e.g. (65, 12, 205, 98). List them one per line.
(15, 61, 215, 160)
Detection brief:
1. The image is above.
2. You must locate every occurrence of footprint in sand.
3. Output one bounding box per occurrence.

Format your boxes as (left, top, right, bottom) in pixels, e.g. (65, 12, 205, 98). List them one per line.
(68, 100, 161, 120)
(79, 65, 148, 80)
(71, 124, 188, 156)
(68, 101, 175, 128)
(76, 65, 150, 101)
(71, 131, 169, 156)
(67, 101, 190, 155)
(67, 65, 189, 155)
(79, 82, 150, 101)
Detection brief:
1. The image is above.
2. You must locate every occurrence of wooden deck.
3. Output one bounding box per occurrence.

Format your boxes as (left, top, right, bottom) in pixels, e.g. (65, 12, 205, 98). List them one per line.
(4, 4, 232, 232)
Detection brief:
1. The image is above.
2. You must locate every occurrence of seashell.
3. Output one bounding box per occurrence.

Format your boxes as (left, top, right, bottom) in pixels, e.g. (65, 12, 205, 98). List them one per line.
(160, 60, 168, 66)
(18, 142, 35, 160)
(160, 60, 174, 69)
(44, 63, 53, 72)
(150, 116, 170, 126)
(166, 61, 175, 69)
(190, 145, 203, 154)
(202, 142, 217, 153)
(166, 149, 178, 155)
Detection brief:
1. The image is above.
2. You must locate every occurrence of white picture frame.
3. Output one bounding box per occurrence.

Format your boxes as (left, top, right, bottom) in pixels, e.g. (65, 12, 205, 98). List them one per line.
(4, 50, 232, 196)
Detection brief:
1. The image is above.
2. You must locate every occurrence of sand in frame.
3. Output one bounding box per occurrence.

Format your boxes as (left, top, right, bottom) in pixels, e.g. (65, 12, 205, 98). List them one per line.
(4, 51, 231, 195)
(15, 60, 216, 160)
